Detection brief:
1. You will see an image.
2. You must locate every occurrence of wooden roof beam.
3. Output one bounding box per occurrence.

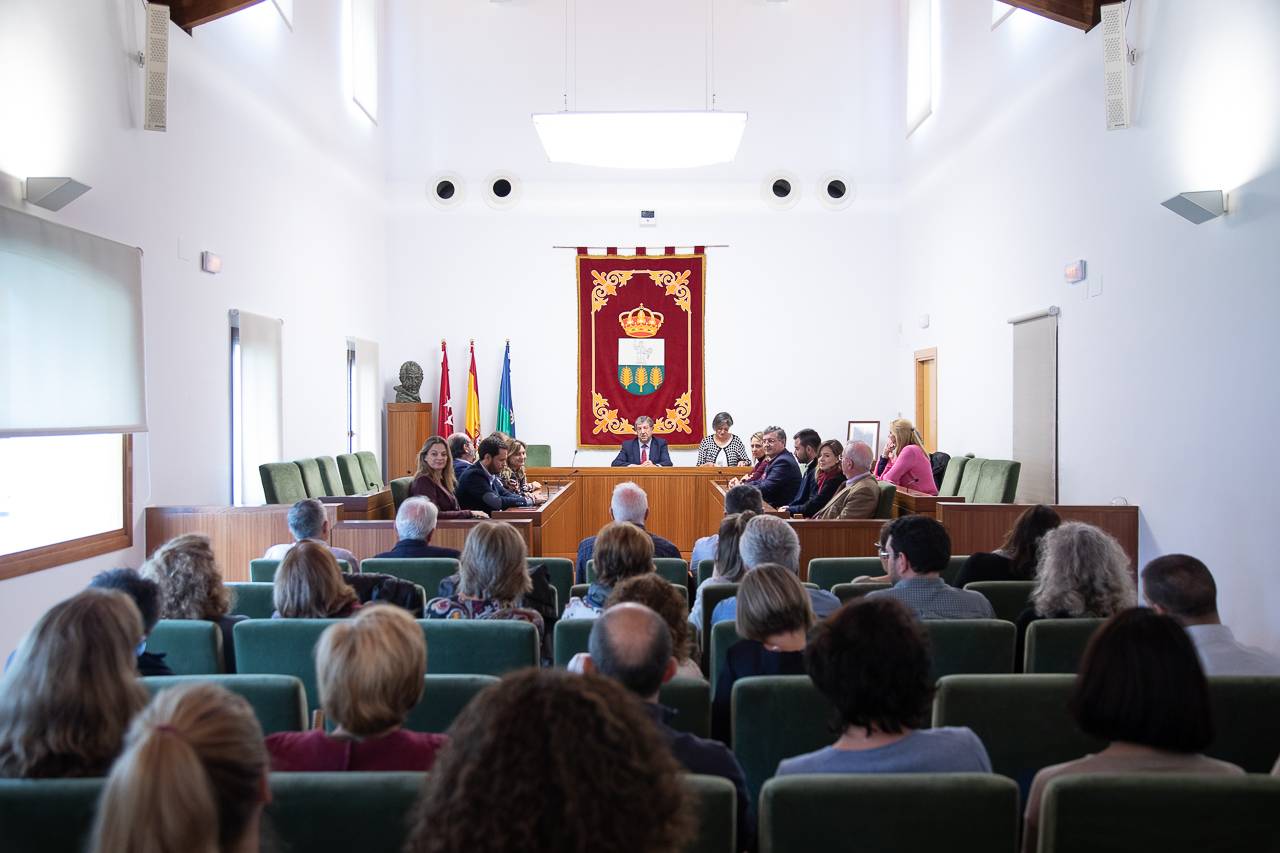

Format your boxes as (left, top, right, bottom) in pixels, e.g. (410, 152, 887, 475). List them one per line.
(153, 0, 269, 35)
(1001, 0, 1103, 32)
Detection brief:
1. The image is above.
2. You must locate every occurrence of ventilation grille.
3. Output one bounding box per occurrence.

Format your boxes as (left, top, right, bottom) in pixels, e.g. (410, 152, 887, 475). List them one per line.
(144, 2, 169, 132)
(1102, 3, 1130, 131)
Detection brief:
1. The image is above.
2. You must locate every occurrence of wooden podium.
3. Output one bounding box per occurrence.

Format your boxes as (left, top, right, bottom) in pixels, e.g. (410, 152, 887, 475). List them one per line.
(386, 402, 433, 480)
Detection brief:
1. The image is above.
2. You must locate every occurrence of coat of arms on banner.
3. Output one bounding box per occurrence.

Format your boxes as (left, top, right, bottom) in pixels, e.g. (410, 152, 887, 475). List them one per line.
(617, 306, 665, 396)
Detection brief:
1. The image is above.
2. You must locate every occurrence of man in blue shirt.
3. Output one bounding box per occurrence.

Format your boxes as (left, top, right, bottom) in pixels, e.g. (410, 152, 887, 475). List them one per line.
(866, 515, 994, 619)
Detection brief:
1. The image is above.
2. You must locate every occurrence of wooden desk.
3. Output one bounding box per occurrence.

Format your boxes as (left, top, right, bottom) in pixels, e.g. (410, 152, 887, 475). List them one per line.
(325, 489, 394, 521)
(332, 518, 534, 561)
(790, 520, 886, 581)
(894, 488, 964, 518)
(493, 480, 581, 558)
(937, 503, 1141, 569)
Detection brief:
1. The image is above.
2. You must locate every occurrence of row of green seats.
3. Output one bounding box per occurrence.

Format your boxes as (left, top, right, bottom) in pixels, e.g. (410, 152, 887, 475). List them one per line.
(260, 451, 384, 505)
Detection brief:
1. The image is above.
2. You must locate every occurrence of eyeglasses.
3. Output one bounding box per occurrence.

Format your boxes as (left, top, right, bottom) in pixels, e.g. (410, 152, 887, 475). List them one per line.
(877, 546, 891, 558)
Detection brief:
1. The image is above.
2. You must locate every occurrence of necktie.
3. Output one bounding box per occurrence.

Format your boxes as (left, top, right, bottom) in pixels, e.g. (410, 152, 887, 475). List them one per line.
(640, 444, 648, 463)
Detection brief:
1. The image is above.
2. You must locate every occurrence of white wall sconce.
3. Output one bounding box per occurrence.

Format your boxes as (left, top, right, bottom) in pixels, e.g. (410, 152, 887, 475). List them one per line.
(24, 177, 91, 212)
(1161, 190, 1225, 224)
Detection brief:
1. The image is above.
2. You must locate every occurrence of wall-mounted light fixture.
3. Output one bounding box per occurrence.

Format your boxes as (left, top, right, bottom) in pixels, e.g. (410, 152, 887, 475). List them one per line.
(24, 177, 91, 212)
(1161, 190, 1225, 224)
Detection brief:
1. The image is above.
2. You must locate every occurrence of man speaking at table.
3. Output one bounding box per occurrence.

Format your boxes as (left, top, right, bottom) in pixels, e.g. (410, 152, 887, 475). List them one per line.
(611, 415, 673, 467)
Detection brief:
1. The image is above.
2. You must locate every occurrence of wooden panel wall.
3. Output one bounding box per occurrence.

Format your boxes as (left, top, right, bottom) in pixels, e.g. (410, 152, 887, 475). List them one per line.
(386, 403, 433, 481)
(937, 503, 1140, 568)
(790, 520, 886, 581)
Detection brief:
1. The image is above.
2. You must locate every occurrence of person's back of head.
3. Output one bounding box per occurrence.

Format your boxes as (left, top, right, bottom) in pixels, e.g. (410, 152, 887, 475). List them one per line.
(606, 574, 694, 665)
(91, 682, 268, 853)
(588, 602, 672, 699)
(396, 497, 440, 542)
(317, 604, 426, 736)
(609, 481, 649, 525)
(1141, 554, 1219, 625)
(141, 534, 230, 621)
(736, 563, 815, 643)
(1002, 504, 1062, 578)
(403, 669, 693, 853)
(287, 498, 327, 542)
(90, 568, 162, 637)
(446, 433, 471, 461)
(593, 521, 655, 587)
(0, 589, 149, 778)
(885, 515, 950, 575)
(714, 511, 757, 582)
(274, 540, 358, 619)
(458, 521, 530, 602)
(1070, 608, 1212, 753)
(806, 597, 933, 736)
(1033, 521, 1135, 617)
(739, 514, 801, 572)
(723, 484, 764, 516)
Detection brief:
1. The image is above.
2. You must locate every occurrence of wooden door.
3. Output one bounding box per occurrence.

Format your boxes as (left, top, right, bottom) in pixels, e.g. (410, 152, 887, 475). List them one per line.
(914, 348, 937, 452)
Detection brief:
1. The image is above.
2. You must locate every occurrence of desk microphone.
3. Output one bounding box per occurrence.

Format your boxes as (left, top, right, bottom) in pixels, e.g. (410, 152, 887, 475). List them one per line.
(570, 449, 579, 468)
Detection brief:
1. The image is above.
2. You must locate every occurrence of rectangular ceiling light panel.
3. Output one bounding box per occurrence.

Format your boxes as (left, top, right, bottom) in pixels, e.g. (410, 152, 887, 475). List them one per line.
(532, 111, 748, 169)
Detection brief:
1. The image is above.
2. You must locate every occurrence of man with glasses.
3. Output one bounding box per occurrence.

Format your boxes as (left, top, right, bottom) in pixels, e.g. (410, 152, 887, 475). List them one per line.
(867, 515, 994, 619)
(728, 426, 801, 508)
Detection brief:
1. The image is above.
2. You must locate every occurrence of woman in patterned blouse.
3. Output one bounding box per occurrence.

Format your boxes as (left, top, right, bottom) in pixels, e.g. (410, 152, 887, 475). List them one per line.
(424, 522, 544, 642)
(695, 411, 752, 467)
(498, 438, 544, 499)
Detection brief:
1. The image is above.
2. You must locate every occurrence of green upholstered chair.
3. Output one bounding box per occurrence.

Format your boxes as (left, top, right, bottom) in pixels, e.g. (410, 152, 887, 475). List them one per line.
(974, 459, 1021, 503)
(0, 777, 102, 853)
(260, 461, 308, 504)
(355, 450, 383, 490)
(662, 678, 712, 739)
(147, 620, 224, 674)
(964, 580, 1036, 623)
(404, 674, 499, 733)
(956, 458, 986, 503)
(265, 772, 425, 853)
(698, 559, 715, 586)
(316, 455, 347, 495)
(389, 476, 413, 510)
(337, 453, 366, 494)
(1024, 618, 1105, 674)
(360, 558, 460, 597)
(874, 481, 897, 519)
(709, 619, 744, 695)
(228, 582, 276, 619)
(938, 455, 969, 497)
(932, 674, 1101, 795)
(143, 674, 308, 734)
(525, 443, 552, 467)
(942, 555, 968, 586)
(1038, 774, 1280, 853)
(1205, 676, 1280, 772)
(808, 557, 883, 590)
(554, 617, 594, 668)
(587, 557, 689, 587)
(295, 457, 328, 498)
(925, 619, 1016, 682)
(832, 581, 892, 603)
(249, 557, 350, 583)
(570, 582, 589, 600)
(732, 675, 833, 801)
(528, 557, 574, 615)
(760, 773, 1020, 853)
(684, 774, 738, 853)
(699, 583, 740, 671)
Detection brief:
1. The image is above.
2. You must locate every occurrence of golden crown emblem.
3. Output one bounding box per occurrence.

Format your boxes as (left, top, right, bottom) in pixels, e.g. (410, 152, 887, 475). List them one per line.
(619, 304, 664, 338)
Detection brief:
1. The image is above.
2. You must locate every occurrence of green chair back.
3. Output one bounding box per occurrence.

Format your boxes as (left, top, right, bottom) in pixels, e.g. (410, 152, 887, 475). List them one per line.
(697, 559, 715, 586)
(956, 458, 986, 503)
(147, 620, 224, 674)
(1205, 676, 1280, 772)
(875, 481, 897, 519)
(925, 619, 1016, 682)
(249, 557, 350, 583)
(661, 678, 712, 739)
(709, 620, 744, 696)
(964, 580, 1035, 623)
(941, 555, 968, 586)
(587, 557, 689, 586)
(360, 557, 460, 597)
(974, 459, 1021, 503)
(525, 443, 552, 467)
(404, 674, 499, 733)
(1024, 618, 1105, 673)
(295, 457, 327, 498)
(390, 476, 413, 510)
(528, 557, 574, 616)
(570, 582, 589, 600)
(265, 772, 424, 853)
(938, 456, 969, 497)
(316, 455, 346, 495)
(1038, 774, 1280, 853)
(554, 618, 595, 668)
(807, 557, 882, 590)
(684, 774, 738, 853)
(337, 453, 366, 494)
(760, 773, 1019, 853)
(143, 674, 308, 734)
(699, 583, 740, 671)
(228, 582, 276, 619)
(260, 461, 308, 505)
(832, 581, 891, 603)
(732, 675, 833, 802)
(0, 777, 102, 853)
(355, 450, 383, 490)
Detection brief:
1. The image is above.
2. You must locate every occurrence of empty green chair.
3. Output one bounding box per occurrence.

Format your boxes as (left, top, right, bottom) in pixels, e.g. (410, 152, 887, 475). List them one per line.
(1038, 774, 1280, 853)
(337, 453, 366, 494)
(228, 582, 276, 619)
(260, 462, 308, 505)
(832, 581, 891, 603)
(709, 620, 744, 695)
(1024, 618, 1105, 674)
(1205, 676, 1280, 772)
(554, 618, 594, 668)
(0, 777, 102, 853)
(316, 455, 347, 495)
(808, 557, 882, 591)
(266, 772, 425, 853)
(295, 457, 327, 498)
(404, 674, 499, 733)
(965, 581, 1036, 623)
(974, 459, 1021, 503)
(250, 557, 350, 583)
(874, 481, 897, 518)
(662, 678, 712, 739)
(698, 559, 715, 586)
(361, 557, 460, 596)
(147, 620, 223, 674)
(925, 620, 1016, 681)
(143, 674, 308, 735)
(355, 450, 383, 490)
(937, 456, 969, 497)
(956, 458, 986, 503)
(684, 774, 738, 853)
(760, 773, 1020, 853)
(525, 443, 552, 467)
(732, 675, 833, 801)
(528, 557, 574, 615)
(698, 583, 740, 670)
(588, 557, 689, 587)
(390, 477, 413, 510)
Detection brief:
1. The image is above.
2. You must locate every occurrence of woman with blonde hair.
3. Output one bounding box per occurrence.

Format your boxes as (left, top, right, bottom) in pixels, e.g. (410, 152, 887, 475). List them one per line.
(266, 604, 447, 771)
(409, 435, 487, 519)
(142, 533, 245, 671)
(562, 521, 655, 620)
(425, 522, 544, 639)
(875, 418, 937, 495)
(273, 540, 361, 619)
(0, 589, 149, 778)
(90, 683, 269, 853)
(499, 438, 544, 499)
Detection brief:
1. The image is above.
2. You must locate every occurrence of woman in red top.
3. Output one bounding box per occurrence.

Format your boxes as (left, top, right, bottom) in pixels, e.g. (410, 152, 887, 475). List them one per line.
(266, 604, 447, 771)
(410, 436, 486, 519)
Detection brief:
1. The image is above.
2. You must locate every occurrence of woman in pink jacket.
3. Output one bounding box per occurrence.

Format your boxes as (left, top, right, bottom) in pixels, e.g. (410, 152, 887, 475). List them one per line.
(876, 418, 937, 495)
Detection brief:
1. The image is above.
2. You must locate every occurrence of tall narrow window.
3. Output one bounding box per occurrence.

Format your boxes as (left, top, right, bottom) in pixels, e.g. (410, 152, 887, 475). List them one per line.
(905, 0, 933, 136)
(351, 0, 379, 122)
(347, 338, 381, 462)
(230, 310, 283, 506)
(1010, 308, 1059, 503)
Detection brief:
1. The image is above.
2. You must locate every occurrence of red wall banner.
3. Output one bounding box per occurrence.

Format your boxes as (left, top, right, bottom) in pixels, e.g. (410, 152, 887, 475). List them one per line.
(576, 251, 706, 449)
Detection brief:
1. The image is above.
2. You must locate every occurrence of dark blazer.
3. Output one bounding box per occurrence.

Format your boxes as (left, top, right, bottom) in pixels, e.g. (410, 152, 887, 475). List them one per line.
(452, 458, 471, 481)
(375, 538, 461, 560)
(787, 461, 818, 508)
(455, 461, 529, 514)
(746, 449, 803, 508)
(408, 475, 475, 520)
(611, 436, 673, 467)
(712, 640, 807, 743)
(788, 471, 844, 518)
(575, 525, 682, 583)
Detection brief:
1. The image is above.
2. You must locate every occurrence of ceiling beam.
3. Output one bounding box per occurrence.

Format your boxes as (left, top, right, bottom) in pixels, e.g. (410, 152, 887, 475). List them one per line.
(153, 0, 269, 35)
(1000, 0, 1103, 32)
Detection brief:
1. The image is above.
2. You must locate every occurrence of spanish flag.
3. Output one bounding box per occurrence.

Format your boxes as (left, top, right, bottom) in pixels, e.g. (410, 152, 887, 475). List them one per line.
(464, 340, 482, 442)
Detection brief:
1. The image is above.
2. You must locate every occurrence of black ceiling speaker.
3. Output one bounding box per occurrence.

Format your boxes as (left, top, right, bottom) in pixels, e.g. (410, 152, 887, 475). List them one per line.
(762, 172, 800, 209)
(818, 172, 855, 210)
(485, 172, 521, 209)
(428, 173, 465, 209)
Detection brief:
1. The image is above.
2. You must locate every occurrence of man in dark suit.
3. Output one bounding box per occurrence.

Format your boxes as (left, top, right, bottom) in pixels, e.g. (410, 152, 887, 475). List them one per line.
(728, 425, 801, 508)
(374, 497, 461, 559)
(456, 434, 538, 515)
(779, 428, 821, 511)
(448, 432, 477, 481)
(610, 415, 673, 467)
(575, 481, 681, 582)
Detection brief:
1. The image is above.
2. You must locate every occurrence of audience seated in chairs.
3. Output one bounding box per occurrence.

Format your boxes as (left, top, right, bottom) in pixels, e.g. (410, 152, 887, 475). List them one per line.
(89, 683, 269, 853)
(728, 426, 802, 508)
(955, 504, 1062, 587)
(569, 573, 703, 679)
(778, 596, 992, 777)
(376, 496, 462, 559)
(813, 441, 880, 520)
(273, 541, 362, 619)
(424, 521, 544, 643)
(402, 668, 694, 853)
(409, 435, 487, 520)
(563, 521, 656, 621)
(575, 481, 680, 583)
(266, 604, 447, 772)
(712, 564, 816, 743)
(874, 417, 937, 495)
(782, 438, 844, 518)
(691, 510, 757, 635)
(690, 483, 764, 567)
(142, 533, 247, 672)
(1015, 521, 1135, 666)
(0, 589, 149, 778)
(262, 498, 361, 570)
(866, 515, 995, 619)
(1021, 608, 1244, 853)
(585, 603, 752, 851)
(88, 568, 173, 677)
(710, 515, 841, 627)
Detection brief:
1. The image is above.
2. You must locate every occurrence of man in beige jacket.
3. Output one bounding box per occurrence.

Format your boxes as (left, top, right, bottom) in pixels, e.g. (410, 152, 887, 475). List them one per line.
(814, 441, 880, 519)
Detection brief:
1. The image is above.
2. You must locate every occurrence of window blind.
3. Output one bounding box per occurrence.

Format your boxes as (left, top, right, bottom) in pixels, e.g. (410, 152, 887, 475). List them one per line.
(1010, 308, 1058, 504)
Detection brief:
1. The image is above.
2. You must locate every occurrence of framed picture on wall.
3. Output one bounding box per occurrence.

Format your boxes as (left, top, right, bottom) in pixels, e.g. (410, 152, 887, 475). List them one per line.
(847, 420, 880, 455)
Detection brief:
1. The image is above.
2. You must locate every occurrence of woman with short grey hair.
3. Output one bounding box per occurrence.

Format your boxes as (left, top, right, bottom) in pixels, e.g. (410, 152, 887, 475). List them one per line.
(696, 412, 752, 467)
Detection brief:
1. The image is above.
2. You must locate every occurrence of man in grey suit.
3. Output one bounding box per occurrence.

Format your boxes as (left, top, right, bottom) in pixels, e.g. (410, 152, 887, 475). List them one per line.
(814, 441, 880, 520)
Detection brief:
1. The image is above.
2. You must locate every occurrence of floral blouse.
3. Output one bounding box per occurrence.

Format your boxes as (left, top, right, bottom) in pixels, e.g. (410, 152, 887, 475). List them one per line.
(424, 596, 545, 639)
(499, 465, 538, 494)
